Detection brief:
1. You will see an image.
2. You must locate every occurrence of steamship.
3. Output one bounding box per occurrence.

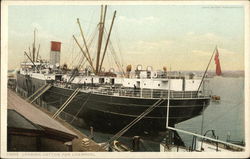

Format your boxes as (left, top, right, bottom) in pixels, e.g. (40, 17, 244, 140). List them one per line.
(15, 6, 211, 137)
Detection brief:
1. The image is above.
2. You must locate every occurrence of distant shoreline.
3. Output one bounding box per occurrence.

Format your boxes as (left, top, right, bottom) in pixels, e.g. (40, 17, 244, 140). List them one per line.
(7, 69, 244, 78)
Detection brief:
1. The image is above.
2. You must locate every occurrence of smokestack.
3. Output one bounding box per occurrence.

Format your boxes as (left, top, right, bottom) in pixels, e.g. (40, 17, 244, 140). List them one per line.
(50, 41, 61, 69)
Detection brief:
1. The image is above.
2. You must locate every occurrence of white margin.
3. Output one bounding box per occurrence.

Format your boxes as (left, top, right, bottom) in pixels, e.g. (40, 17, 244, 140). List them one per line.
(1, 0, 249, 158)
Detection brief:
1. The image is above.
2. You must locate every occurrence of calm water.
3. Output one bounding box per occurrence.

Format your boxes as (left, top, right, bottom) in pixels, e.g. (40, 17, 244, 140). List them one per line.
(176, 77, 245, 147)
(78, 77, 245, 151)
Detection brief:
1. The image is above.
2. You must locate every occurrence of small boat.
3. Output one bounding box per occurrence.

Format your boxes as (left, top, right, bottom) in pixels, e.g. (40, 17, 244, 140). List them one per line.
(211, 95, 220, 102)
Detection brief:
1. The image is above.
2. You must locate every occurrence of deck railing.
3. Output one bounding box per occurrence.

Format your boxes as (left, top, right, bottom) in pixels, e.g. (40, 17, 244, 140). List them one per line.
(54, 82, 211, 99)
(91, 87, 211, 99)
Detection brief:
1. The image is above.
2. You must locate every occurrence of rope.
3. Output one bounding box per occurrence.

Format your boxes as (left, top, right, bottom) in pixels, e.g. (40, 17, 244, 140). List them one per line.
(102, 28, 124, 75)
(26, 83, 48, 101)
(67, 25, 98, 83)
(70, 92, 92, 123)
(112, 16, 125, 70)
(30, 84, 52, 103)
(101, 98, 165, 149)
(108, 40, 125, 75)
(52, 88, 80, 119)
(69, 37, 79, 68)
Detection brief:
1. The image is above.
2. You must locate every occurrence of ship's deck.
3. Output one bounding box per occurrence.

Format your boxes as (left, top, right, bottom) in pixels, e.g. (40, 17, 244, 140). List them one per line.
(54, 83, 211, 99)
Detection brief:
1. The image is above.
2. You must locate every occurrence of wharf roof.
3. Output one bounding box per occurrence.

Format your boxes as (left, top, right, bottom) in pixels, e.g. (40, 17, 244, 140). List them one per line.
(8, 109, 43, 131)
(7, 89, 78, 139)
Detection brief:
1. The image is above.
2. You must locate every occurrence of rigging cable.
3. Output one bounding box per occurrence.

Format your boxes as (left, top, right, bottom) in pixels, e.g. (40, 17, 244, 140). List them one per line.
(70, 92, 92, 123)
(103, 28, 125, 75)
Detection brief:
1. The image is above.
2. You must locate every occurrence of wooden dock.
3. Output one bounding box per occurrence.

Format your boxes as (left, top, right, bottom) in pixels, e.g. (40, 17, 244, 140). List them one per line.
(7, 89, 106, 152)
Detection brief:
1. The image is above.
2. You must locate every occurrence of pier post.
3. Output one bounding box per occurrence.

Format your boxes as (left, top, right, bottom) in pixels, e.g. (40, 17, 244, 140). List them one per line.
(132, 136, 141, 151)
(216, 136, 219, 151)
(90, 126, 94, 139)
(165, 129, 173, 145)
(65, 141, 73, 151)
(200, 102, 206, 135)
(226, 131, 231, 142)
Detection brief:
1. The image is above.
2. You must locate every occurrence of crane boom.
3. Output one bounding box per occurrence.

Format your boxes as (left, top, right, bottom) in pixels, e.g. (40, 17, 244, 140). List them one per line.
(24, 51, 39, 72)
(76, 18, 93, 68)
(73, 35, 96, 72)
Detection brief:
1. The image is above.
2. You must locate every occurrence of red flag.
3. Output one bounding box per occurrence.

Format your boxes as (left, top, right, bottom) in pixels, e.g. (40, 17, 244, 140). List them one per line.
(214, 48, 222, 76)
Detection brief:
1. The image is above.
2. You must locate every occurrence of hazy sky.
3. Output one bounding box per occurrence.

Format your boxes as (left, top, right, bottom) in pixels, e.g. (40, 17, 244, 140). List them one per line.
(8, 4, 245, 71)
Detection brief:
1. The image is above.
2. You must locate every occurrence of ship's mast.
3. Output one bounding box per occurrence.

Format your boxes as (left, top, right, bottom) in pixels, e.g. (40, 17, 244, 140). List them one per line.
(24, 29, 41, 71)
(96, 5, 107, 74)
(73, 5, 117, 75)
(99, 10, 117, 72)
(30, 28, 40, 62)
(32, 29, 36, 62)
(36, 44, 40, 61)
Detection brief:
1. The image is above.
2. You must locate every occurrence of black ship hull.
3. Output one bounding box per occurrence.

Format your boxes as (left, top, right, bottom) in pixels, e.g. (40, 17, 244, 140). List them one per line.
(16, 73, 210, 137)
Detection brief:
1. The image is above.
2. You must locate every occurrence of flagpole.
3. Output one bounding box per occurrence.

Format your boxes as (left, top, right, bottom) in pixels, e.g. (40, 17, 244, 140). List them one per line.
(166, 78, 170, 128)
(196, 46, 217, 96)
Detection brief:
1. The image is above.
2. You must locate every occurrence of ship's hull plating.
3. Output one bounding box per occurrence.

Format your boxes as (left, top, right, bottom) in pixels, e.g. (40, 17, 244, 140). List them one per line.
(16, 73, 210, 136)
